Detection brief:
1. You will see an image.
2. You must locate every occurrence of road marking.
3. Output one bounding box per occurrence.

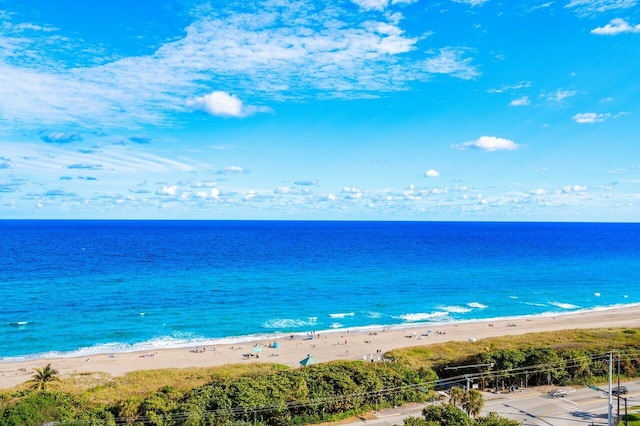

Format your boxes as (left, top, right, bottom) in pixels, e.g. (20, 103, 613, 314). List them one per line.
(546, 396, 579, 411)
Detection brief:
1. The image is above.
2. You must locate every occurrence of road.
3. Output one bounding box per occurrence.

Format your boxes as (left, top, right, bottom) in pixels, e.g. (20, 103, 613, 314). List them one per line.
(482, 380, 640, 425)
(339, 380, 640, 426)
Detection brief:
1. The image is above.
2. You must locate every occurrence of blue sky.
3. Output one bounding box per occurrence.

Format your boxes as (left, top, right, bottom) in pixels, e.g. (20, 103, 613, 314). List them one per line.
(0, 0, 638, 221)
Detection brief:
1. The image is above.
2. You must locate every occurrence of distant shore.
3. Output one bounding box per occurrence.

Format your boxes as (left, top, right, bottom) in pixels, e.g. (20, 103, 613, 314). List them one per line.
(2, 304, 640, 390)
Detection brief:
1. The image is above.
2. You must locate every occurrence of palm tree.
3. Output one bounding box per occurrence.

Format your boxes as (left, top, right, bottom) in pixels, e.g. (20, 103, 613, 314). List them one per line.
(449, 386, 464, 407)
(462, 389, 484, 418)
(30, 363, 60, 391)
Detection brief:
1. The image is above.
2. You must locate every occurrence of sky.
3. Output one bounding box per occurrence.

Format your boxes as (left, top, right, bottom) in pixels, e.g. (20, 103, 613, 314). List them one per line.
(0, 0, 638, 221)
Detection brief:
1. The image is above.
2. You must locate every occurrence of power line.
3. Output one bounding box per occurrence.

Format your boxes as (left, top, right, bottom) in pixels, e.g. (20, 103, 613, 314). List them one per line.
(50, 349, 637, 425)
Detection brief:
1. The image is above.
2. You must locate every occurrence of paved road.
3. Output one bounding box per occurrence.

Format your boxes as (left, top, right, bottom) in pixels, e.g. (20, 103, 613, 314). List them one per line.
(483, 380, 640, 425)
(339, 380, 640, 426)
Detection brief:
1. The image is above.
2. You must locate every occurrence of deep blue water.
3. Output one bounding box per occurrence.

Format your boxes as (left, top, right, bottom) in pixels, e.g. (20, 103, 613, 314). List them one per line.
(1, 220, 639, 360)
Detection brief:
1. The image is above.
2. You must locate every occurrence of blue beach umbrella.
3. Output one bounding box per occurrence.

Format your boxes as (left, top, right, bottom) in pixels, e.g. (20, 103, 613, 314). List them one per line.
(299, 354, 318, 367)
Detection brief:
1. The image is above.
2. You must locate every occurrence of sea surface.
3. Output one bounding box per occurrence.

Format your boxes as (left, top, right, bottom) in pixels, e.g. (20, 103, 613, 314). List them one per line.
(1, 220, 639, 360)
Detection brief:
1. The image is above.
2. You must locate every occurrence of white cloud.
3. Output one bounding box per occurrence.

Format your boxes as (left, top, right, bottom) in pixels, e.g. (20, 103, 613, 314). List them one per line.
(572, 112, 610, 123)
(350, 0, 417, 11)
(528, 188, 547, 195)
(352, 0, 389, 10)
(274, 186, 291, 194)
(195, 188, 220, 199)
(342, 186, 362, 194)
(424, 48, 479, 80)
(157, 185, 178, 196)
(487, 81, 532, 93)
(563, 184, 588, 193)
(451, 0, 490, 6)
(425, 169, 440, 177)
(591, 18, 640, 35)
(543, 89, 577, 103)
(510, 96, 530, 106)
(218, 165, 245, 174)
(566, 0, 636, 16)
(186, 91, 271, 118)
(0, 2, 429, 130)
(452, 136, 520, 151)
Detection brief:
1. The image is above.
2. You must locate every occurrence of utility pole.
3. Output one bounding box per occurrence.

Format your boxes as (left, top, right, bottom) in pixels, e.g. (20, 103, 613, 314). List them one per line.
(617, 352, 621, 425)
(444, 362, 494, 391)
(608, 352, 613, 426)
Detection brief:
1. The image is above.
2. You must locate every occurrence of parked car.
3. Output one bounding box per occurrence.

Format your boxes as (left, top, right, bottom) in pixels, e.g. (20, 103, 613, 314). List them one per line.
(612, 386, 628, 395)
(551, 389, 568, 398)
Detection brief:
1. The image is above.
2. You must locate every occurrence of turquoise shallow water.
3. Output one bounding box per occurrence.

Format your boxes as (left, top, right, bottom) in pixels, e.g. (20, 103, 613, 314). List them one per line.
(1, 220, 639, 360)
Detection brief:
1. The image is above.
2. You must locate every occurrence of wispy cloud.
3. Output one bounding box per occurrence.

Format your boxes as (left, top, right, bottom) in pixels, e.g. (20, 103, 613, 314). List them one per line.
(565, 0, 636, 16)
(510, 96, 530, 106)
(425, 169, 440, 177)
(295, 179, 319, 186)
(487, 81, 532, 94)
(451, 0, 490, 6)
(0, 1, 458, 130)
(572, 112, 608, 123)
(591, 18, 640, 35)
(452, 136, 520, 151)
(66, 163, 103, 170)
(542, 89, 576, 104)
(571, 111, 628, 123)
(423, 48, 480, 80)
(40, 132, 82, 144)
(217, 165, 246, 175)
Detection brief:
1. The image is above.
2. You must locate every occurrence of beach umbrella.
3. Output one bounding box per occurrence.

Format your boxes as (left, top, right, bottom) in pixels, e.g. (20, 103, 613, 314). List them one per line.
(299, 354, 318, 367)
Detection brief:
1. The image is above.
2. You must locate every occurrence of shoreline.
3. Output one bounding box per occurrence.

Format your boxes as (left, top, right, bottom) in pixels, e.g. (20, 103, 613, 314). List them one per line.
(2, 304, 640, 390)
(3, 303, 639, 363)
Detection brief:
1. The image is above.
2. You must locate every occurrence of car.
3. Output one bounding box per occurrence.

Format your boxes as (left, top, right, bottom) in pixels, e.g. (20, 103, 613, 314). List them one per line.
(551, 389, 568, 398)
(612, 386, 628, 395)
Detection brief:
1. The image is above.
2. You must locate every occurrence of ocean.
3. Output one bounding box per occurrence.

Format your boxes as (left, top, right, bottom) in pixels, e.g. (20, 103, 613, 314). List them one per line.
(1, 220, 639, 360)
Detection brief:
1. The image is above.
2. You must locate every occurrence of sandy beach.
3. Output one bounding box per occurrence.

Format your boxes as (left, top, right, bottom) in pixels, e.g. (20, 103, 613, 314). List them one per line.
(2, 305, 639, 390)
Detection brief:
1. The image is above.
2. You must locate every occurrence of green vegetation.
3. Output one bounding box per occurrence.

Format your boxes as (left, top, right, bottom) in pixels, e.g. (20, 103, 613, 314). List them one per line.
(0, 361, 436, 426)
(404, 403, 519, 425)
(1, 328, 639, 426)
(388, 328, 640, 389)
(29, 363, 60, 392)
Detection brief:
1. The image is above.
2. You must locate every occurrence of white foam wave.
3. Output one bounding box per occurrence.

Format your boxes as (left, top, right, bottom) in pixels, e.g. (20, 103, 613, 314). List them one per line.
(6, 321, 28, 326)
(329, 312, 355, 318)
(524, 302, 547, 307)
(262, 318, 317, 329)
(548, 301, 580, 310)
(367, 312, 382, 319)
(330, 322, 343, 328)
(440, 305, 472, 314)
(397, 312, 449, 322)
(467, 302, 488, 309)
(594, 293, 601, 297)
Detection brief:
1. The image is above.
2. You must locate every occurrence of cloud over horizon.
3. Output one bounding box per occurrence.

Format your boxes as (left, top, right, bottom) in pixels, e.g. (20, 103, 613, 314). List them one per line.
(451, 136, 520, 151)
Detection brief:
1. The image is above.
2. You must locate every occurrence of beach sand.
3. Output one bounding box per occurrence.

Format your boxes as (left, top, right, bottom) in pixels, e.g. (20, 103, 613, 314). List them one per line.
(2, 305, 639, 390)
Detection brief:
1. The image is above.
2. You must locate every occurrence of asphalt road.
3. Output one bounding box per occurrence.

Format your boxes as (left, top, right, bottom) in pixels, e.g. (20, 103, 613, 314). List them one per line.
(482, 380, 640, 425)
(339, 380, 640, 426)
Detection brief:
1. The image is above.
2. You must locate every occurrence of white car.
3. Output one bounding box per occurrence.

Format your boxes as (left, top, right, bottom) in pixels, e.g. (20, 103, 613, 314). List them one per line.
(551, 389, 568, 398)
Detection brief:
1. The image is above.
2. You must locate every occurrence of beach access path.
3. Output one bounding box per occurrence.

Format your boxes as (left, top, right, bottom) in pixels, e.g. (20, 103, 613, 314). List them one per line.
(2, 305, 640, 390)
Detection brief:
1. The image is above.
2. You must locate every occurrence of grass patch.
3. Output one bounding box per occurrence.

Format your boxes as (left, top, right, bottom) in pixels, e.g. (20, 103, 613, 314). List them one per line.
(10, 363, 291, 404)
(387, 328, 640, 370)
